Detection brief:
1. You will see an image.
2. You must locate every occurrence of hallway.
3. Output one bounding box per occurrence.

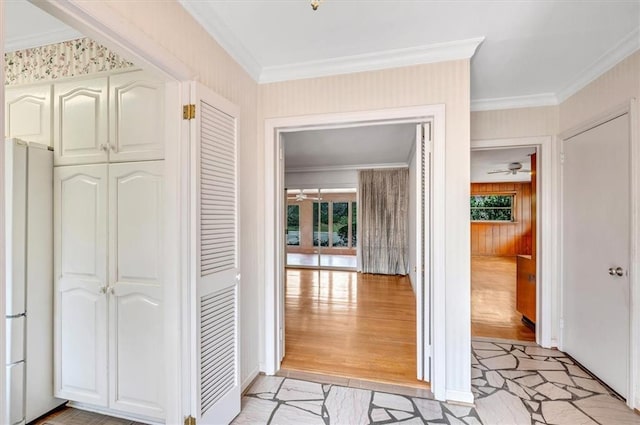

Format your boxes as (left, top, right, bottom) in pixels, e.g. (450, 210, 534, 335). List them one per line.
(281, 268, 421, 387)
(472, 255, 535, 341)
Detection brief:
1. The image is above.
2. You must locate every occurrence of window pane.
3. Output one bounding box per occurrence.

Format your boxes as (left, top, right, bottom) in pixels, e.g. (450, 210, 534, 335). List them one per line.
(351, 201, 357, 247)
(332, 202, 349, 247)
(287, 205, 299, 246)
(470, 195, 514, 221)
(313, 202, 329, 246)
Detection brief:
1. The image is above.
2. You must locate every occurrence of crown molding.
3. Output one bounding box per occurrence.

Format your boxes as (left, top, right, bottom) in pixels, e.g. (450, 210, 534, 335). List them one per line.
(471, 93, 558, 112)
(259, 37, 485, 84)
(286, 162, 409, 173)
(5, 27, 82, 52)
(556, 27, 640, 103)
(177, 0, 262, 81)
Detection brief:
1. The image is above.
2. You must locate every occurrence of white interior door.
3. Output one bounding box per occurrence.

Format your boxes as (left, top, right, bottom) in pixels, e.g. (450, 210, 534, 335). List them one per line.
(191, 82, 240, 424)
(108, 161, 164, 419)
(54, 164, 108, 406)
(562, 113, 630, 397)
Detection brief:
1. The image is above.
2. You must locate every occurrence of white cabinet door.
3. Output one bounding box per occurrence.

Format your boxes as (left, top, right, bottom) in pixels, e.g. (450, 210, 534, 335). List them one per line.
(5, 84, 52, 146)
(54, 78, 108, 166)
(108, 161, 164, 419)
(54, 164, 108, 406)
(109, 71, 164, 162)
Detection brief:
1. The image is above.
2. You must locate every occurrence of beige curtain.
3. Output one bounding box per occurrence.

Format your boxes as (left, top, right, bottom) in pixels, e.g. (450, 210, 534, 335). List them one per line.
(358, 168, 409, 275)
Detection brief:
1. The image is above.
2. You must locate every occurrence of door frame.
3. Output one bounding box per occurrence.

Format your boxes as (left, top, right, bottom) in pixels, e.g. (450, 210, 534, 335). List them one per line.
(10, 1, 194, 423)
(263, 105, 447, 400)
(558, 100, 639, 409)
(470, 136, 557, 348)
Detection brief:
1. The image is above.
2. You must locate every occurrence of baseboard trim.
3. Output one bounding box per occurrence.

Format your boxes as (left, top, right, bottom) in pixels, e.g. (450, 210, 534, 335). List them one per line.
(66, 401, 163, 425)
(242, 367, 260, 393)
(445, 389, 475, 405)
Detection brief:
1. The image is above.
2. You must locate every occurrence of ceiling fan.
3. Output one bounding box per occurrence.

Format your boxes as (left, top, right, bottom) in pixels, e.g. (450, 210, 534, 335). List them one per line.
(287, 193, 322, 202)
(487, 162, 531, 175)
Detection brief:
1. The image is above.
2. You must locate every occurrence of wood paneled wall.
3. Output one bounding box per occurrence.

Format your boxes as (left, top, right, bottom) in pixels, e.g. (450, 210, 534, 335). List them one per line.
(471, 182, 532, 256)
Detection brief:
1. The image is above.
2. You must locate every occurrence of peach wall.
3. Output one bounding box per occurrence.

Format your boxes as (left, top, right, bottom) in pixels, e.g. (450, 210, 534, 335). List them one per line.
(259, 60, 472, 396)
(100, 0, 262, 387)
(471, 106, 559, 140)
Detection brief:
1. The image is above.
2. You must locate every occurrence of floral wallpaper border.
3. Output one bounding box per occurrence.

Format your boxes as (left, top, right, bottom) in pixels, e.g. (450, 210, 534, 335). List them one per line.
(5, 37, 134, 86)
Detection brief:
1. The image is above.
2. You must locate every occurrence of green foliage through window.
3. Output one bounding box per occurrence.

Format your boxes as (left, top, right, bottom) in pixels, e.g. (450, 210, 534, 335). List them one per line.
(470, 194, 514, 222)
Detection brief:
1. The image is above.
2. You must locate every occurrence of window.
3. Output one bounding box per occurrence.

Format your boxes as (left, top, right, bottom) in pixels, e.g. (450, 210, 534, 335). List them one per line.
(287, 205, 300, 245)
(332, 202, 349, 247)
(313, 202, 330, 246)
(351, 201, 357, 247)
(312, 198, 358, 248)
(470, 194, 515, 222)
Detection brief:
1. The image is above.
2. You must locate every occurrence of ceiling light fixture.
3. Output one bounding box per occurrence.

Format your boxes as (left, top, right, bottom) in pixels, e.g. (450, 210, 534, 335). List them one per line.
(310, 0, 322, 11)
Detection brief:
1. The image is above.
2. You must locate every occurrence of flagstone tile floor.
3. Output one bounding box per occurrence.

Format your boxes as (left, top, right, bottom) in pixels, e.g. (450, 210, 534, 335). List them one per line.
(233, 339, 640, 425)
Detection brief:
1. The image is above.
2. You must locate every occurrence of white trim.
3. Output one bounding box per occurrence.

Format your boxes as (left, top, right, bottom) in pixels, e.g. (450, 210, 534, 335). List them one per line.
(241, 367, 260, 393)
(67, 402, 163, 425)
(5, 27, 82, 52)
(471, 93, 558, 112)
(285, 163, 408, 173)
(556, 28, 640, 103)
(446, 390, 475, 405)
(259, 37, 484, 83)
(0, 1, 6, 422)
(558, 101, 639, 410)
(176, 0, 262, 81)
(264, 105, 449, 400)
(471, 136, 557, 349)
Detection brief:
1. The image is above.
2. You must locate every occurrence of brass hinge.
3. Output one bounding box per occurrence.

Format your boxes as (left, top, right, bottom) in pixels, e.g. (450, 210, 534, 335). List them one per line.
(183, 104, 196, 120)
(184, 415, 196, 425)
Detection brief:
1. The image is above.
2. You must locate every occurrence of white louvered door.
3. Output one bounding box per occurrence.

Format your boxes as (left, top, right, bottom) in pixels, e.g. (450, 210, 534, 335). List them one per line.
(191, 83, 240, 424)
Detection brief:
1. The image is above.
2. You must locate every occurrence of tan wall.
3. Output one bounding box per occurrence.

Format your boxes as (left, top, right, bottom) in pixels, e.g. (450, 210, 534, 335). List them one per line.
(259, 60, 472, 394)
(100, 0, 261, 386)
(471, 106, 559, 140)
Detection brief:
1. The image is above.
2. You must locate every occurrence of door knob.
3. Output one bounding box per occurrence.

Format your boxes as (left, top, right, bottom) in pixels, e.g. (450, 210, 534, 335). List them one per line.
(608, 267, 625, 276)
(99, 286, 107, 294)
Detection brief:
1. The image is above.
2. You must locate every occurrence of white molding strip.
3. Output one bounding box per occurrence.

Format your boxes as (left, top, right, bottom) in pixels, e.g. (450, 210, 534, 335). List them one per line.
(5, 27, 82, 52)
(471, 93, 558, 112)
(177, 0, 262, 81)
(286, 162, 408, 173)
(556, 27, 640, 103)
(259, 37, 484, 83)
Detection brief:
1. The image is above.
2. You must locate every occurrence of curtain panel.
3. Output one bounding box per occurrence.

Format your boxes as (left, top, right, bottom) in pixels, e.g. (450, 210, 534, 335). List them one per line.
(358, 168, 409, 275)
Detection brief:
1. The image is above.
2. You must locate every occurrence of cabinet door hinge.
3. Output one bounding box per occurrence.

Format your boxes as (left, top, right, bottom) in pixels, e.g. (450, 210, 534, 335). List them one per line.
(185, 415, 196, 425)
(183, 104, 196, 120)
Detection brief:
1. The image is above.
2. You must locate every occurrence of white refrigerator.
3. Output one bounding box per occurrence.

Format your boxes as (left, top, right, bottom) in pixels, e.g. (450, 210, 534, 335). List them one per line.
(5, 139, 63, 425)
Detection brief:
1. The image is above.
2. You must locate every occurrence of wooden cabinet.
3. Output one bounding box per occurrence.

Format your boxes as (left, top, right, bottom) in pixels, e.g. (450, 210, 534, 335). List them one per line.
(5, 84, 52, 146)
(54, 162, 164, 420)
(516, 255, 536, 323)
(54, 77, 109, 166)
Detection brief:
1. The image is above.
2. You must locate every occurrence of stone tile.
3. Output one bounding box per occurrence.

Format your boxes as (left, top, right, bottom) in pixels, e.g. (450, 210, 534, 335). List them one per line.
(232, 397, 278, 424)
(247, 375, 285, 395)
(271, 404, 324, 425)
(444, 404, 472, 417)
(534, 383, 572, 400)
(524, 346, 566, 357)
(277, 379, 325, 401)
(473, 341, 503, 350)
(479, 386, 497, 395)
(389, 409, 413, 420)
(566, 364, 591, 378)
(287, 400, 323, 415)
(517, 358, 565, 371)
(476, 390, 531, 425)
(475, 349, 507, 359)
(485, 371, 505, 388)
(512, 349, 530, 358)
(463, 417, 482, 425)
(506, 379, 530, 400)
(523, 386, 538, 397)
(325, 386, 371, 425)
(371, 407, 391, 422)
(372, 392, 413, 412)
(413, 397, 444, 420)
(480, 354, 517, 370)
(532, 413, 544, 422)
(574, 394, 640, 425)
(256, 392, 275, 400)
(540, 370, 575, 387)
(534, 394, 546, 401)
(471, 354, 480, 365)
(446, 413, 467, 425)
(541, 401, 598, 425)
(531, 355, 549, 361)
(475, 365, 488, 371)
(514, 374, 543, 388)
(496, 343, 513, 351)
(471, 378, 487, 386)
(558, 358, 574, 365)
(566, 386, 593, 398)
(525, 400, 540, 412)
(499, 370, 534, 379)
(471, 368, 483, 379)
(572, 377, 609, 394)
(389, 418, 423, 425)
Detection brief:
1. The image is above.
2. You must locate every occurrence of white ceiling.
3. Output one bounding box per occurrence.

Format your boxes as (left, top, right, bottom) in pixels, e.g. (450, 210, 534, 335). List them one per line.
(179, 0, 640, 110)
(4, 0, 81, 52)
(471, 147, 535, 183)
(283, 124, 416, 171)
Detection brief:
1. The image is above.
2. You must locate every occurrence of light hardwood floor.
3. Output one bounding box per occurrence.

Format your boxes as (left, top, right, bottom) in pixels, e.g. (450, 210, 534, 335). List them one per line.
(281, 268, 426, 388)
(471, 255, 536, 341)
